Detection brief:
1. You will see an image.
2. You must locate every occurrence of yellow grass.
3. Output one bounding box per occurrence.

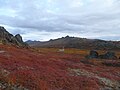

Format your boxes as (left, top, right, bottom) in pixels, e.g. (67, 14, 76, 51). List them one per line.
(32, 47, 120, 59)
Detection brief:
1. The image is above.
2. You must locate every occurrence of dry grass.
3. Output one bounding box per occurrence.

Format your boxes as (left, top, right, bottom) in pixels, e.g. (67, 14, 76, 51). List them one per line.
(33, 47, 120, 59)
(34, 47, 90, 55)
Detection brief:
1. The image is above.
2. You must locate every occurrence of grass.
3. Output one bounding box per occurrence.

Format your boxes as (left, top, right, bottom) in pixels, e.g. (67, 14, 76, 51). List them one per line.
(34, 47, 90, 55)
(33, 47, 120, 59)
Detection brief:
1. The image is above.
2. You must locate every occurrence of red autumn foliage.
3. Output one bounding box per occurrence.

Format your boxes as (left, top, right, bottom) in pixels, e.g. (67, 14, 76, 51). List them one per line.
(0, 44, 120, 90)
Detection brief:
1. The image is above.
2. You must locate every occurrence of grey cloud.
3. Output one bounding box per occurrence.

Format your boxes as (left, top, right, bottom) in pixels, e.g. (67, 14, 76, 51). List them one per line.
(0, 0, 120, 41)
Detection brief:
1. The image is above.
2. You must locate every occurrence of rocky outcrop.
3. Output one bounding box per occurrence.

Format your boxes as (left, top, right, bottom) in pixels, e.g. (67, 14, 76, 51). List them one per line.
(0, 26, 28, 47)
(15, 34, 23, 43)
(99, 52, 117, 59)
(86, 50, 98, 59)
(86, 51, 117, 60)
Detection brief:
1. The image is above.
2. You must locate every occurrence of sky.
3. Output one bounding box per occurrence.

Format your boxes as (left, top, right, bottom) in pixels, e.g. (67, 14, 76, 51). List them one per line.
(0, 0, 120, 41)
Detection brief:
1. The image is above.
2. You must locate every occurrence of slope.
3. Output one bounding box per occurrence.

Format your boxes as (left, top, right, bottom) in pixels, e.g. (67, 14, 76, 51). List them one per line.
(26, 36, 120, 50)
(0, 45, 120, 90)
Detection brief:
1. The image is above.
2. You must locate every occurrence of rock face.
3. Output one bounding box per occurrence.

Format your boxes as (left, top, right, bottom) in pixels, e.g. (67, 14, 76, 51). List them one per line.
(0, 26, 28, 47)
(86, 51, 117, 59)
(15, 34, 23, 43)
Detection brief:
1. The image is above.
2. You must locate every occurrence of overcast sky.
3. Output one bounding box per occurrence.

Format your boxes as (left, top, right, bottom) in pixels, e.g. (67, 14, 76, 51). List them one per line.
(0, 0, 120, 41)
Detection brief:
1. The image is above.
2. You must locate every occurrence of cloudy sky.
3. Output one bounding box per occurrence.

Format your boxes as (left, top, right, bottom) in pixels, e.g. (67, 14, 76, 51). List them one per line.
(0, 0, 120, 41)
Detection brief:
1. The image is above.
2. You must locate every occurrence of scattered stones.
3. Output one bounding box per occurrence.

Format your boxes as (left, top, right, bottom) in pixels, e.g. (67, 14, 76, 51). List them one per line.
(17, 66, 34, 70)
(0, 50, 5, 53)
(68, 68, 120, 89)
(0, 69, 28, 90)
(0, 82, 29, 90)
(0, 69, 10, 77)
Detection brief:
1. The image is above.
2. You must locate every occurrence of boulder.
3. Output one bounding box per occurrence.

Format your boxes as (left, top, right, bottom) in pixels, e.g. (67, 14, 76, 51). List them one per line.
(86, 50, 98, 59)
(86, 50, 117, 60)
(98, 52, 117, 59)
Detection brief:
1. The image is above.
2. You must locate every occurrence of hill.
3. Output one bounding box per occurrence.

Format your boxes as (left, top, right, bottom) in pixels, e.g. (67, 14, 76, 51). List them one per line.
(26, 36, 120, 50)
(0, 26, 28, 47)
(26, 40, 41, 46)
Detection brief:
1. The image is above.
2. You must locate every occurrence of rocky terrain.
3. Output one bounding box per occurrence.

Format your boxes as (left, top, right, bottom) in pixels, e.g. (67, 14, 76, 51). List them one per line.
(0, 26, 28, 47)
(26, 36, 120, 50)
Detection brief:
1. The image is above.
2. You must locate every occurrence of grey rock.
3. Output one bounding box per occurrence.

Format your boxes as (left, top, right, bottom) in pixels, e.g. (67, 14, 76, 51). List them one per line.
(0, 26, 28, 47)
(15, 34, 23, 43)
(99, 52, 117, 59)
(86, 50, 117, 60)
(86, 50, 98, 59)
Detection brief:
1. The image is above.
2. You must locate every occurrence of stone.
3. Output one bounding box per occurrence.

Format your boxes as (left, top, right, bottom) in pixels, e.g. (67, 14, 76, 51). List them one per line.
(86, 50, 117, 60)
(0, 26, 28, 47)
(15, 34, 23, 43)
(86, 50, 98, 59)
(98, 52, 117, 59)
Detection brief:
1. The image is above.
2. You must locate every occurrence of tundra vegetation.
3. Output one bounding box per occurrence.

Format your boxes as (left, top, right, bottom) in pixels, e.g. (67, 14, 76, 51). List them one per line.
(0, 26, 120, 90)
(0, 45, 120, 90)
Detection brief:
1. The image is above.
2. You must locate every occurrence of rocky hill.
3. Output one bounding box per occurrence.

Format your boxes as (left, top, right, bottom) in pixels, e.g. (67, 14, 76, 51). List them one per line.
(0, 26, 28, 47)
(26, 36, 120, 50)
(26, 40, 41, 46)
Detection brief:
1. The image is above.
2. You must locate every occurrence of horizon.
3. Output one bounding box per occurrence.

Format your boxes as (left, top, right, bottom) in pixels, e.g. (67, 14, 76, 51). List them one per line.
(25, 35, 120, 42)
(0, 0, 120, 41)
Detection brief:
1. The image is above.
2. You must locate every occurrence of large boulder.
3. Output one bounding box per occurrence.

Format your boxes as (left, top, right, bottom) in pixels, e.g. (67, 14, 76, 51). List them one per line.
(86, 50, 117, 60)
(98, 52, 117, 59)
(86, 50, 98, 59)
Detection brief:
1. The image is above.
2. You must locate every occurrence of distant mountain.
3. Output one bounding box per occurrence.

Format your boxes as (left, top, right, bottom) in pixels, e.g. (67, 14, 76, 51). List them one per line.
(26, 36, 120, 50)
(26, 40, 41, 46)
(0, 26, 28, 47)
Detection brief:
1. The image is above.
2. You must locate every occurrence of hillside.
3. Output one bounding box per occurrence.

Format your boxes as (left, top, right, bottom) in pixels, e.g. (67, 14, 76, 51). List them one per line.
(0, 26, 120, 90)
(26, 36, 120, 50)
(0, 26, 28, 47)
(0, 45, 120, 90)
